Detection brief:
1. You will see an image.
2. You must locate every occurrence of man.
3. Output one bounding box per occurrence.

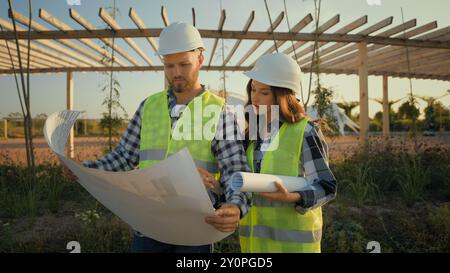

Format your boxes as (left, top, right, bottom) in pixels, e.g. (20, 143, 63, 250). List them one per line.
(82, 22, 251, 253)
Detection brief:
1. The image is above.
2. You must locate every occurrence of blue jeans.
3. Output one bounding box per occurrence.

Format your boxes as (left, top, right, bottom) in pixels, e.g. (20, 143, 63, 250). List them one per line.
(131, 231, 212, 253)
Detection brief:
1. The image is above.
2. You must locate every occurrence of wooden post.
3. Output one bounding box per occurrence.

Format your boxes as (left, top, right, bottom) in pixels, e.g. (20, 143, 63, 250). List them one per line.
(3, 119, 7, 139)
(358, 42, 369, 147)
(67, 71, 74, 158)
(382, 75, 390, 142)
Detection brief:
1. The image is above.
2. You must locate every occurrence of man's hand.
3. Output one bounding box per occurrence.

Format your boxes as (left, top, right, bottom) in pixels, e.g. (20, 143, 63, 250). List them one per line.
(205, 203, 241, 233)
(197, 167, 221, 195)
(259, 182, 301, 203)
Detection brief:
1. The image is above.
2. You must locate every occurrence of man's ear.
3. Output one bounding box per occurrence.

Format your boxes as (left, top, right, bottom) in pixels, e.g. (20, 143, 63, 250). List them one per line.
(197, 51, 204, 68)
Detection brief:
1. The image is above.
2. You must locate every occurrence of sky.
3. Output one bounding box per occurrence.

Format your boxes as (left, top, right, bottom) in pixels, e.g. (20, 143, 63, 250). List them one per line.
(0, 0, 449, 119)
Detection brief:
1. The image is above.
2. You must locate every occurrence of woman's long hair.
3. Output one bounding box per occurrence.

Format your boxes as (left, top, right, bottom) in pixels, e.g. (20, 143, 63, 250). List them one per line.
(243, 79, 307, 148)
(245, 79, 306, 124)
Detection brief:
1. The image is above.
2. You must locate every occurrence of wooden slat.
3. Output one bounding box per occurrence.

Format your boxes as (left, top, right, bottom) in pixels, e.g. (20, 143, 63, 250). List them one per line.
(298, 16, 393, 66)
(0, 65, 449, 80)
(69, 8, 140, 66)
(319, 19, 417, 68)
(0, 51, 46, 68)
(129, 8, 161, 62)
(383, 50, 450, 72)
(161, 6, 170, 27)
(10, 9, 103, 67)
(293, 15, 367, 60)
(248, 13, 313, 68)
(99, 8, 152, 66)
(222, 11, 254, 66)
(0, 42, 72, 67)
(283, 14, 340, 55)
(0, 19, 90, 67)
(207, 9, 226, 68)
(259, 13, 313, 57)
(39, 8, 127, 66)
(364, 23, 446, 69)
(236, 11, 284, 67)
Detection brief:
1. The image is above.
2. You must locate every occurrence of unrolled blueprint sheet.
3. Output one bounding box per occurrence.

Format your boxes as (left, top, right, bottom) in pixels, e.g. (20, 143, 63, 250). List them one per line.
(44, 110, 232, 246)
(230, 172, 309, 192)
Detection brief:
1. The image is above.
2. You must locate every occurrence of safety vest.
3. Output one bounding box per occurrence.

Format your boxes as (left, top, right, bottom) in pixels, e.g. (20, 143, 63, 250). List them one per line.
(239, 117, 323, 253)
(139, 90, 225, 178)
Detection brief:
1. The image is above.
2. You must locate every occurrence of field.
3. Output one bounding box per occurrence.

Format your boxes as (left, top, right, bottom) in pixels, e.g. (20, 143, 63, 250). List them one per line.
(0, 134, 449, 252)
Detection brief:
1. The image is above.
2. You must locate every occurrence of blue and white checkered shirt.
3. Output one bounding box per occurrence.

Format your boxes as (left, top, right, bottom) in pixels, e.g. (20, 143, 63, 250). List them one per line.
(83, 87, 251, 218)
(251, 118, 337, 214)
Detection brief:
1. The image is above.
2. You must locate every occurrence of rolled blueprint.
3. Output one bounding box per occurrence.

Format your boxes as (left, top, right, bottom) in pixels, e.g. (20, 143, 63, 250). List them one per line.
(230, 172, 309, 192)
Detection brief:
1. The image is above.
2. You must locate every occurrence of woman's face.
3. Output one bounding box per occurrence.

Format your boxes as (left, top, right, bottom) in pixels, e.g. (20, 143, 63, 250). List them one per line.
(250, 80, 276, 114)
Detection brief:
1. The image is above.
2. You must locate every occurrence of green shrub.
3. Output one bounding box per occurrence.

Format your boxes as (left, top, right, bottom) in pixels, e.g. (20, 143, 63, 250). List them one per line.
(395, 155, 429, 207)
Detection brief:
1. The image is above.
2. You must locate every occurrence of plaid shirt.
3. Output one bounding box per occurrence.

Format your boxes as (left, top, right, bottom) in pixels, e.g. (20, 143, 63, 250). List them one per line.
(83, 87, 251, 218)
(252, 119, 337, 214)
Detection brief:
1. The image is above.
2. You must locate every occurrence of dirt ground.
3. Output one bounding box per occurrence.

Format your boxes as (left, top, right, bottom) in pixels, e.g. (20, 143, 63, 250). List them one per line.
(1, 133, 449, 165)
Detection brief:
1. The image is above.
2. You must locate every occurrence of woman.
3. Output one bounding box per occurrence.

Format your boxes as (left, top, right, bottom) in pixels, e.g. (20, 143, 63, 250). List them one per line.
(238, 52, 337, 253)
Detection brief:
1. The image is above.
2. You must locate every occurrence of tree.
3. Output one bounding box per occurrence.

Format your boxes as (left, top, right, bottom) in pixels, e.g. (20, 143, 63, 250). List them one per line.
(99, 0, 127, 152)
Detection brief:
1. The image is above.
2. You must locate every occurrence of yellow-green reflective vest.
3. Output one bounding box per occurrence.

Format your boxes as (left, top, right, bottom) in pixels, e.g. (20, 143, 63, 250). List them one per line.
(239, 118, 323, 253)
(139, 90, 225, 179)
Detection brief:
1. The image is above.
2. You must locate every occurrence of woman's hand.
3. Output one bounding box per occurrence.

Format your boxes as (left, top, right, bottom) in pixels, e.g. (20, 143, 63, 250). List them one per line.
(197, 167, 221, 195)
(259, 182, 301, 203)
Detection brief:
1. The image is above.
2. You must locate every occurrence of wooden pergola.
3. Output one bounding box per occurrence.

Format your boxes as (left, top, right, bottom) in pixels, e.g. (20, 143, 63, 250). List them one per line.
(1, 6, 449, 156)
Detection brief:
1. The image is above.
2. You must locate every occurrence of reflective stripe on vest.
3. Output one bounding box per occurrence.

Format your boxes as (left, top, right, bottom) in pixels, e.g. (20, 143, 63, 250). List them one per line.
(138, 90, 224, 177)
(239, 117, 323, 253)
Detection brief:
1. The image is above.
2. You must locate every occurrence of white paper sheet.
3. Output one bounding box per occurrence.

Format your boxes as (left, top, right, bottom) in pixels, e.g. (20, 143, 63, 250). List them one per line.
(44, 110, 232, 246)
(230, 172, 310, 192)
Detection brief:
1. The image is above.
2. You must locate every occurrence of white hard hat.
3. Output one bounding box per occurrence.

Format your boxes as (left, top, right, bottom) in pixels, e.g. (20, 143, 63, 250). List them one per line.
(244, 53, 302, 93)
(156, 22, 205, 56)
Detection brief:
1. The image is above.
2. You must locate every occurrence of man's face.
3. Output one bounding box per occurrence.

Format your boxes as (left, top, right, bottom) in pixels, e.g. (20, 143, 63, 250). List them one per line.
(163, 50, 204, 93)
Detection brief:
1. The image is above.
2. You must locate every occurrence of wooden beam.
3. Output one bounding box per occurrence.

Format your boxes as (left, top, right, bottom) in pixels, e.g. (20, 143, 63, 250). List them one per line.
(293, 15, 368, 61)
(10, 9, 105, 67)
(366, 26, 449, 69)
(69, 8, 140, 66)
(358, 42, 369, 147)
(382, 75, 390, 141)
(0, 37, 86, 67)
(298, 16, 394, 66)
(99, 8, 152, 66)
(319, 19, 418, 68)
(0, 48, 60, 68)
(351, 22, 441, 70)
(0, 17, 99, 67)
(129, 7, 160, 62)
(222, 11, 254, 66)
(371, 48, 450, 72)
(236, 12, 284, 67)
(260, 13, 313, 57)
(0, 65, 449, 81)
(161, 6, 170, 27)
(0, 41, 74, 67)
(1, 28, 449, 49)
(67, 71, 74, 158)
(0, 51, 47, 68)
(283, 14, 340, 55)
(207, 9, 226, 68)
(39, 8, 127, 67)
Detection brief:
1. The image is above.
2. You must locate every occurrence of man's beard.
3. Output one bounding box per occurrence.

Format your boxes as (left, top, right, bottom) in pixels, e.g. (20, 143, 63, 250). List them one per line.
(169, 78, 190, 93)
